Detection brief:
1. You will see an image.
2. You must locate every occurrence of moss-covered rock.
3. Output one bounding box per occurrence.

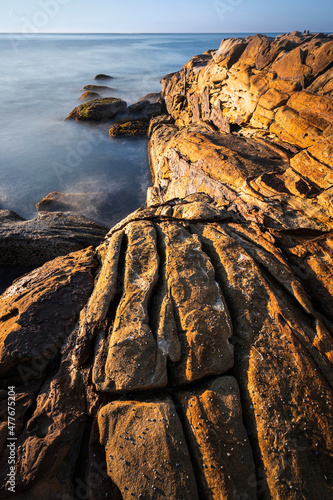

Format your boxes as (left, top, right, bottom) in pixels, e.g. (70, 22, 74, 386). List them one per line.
(66, 97, 127, 122)
(109, 118, 150, 137)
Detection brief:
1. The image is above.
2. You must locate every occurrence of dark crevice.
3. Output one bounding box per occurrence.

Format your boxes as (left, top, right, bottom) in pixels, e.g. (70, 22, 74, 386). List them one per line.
(146, 224, 166, 342)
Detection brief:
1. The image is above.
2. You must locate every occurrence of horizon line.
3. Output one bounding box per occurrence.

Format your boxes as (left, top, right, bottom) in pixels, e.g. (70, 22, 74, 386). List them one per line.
(1, 30, 331, 35)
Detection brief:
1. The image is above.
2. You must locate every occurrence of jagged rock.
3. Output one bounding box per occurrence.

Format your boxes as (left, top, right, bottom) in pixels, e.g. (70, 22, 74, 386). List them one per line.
(79, 91, 101, 101)
(0, 210, 107, 266)
(66, 97, 127, 121)
(148, 116, 333, 231)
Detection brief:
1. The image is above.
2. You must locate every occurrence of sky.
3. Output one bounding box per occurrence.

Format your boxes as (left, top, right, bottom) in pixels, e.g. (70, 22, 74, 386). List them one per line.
(0, 0, 332, 34)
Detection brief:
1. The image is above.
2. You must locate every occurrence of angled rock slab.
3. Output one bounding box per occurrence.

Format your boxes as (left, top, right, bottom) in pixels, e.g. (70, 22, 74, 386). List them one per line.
(98, 399, 199, 500)
(0, 247, 97, 381)
(160, 221, 234, 385)
(175, 376, 256, 500)
(195, 223, 333, 499)
(93, 221, 167, 392)
(0, 210, 107, 266)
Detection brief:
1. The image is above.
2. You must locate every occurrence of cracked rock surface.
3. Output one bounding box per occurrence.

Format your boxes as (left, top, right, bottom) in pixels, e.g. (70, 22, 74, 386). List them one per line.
(1, 32, 333, 500)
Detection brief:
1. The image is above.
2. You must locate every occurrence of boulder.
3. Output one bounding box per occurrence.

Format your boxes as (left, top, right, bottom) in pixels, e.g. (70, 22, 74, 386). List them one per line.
(0, 209, 107, 266)
(66, 97, 127, 122)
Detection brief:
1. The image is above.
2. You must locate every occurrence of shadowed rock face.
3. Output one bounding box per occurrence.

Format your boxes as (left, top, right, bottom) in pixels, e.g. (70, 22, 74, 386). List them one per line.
(0, 209, 108, 266)
(1, 33, 333, 500)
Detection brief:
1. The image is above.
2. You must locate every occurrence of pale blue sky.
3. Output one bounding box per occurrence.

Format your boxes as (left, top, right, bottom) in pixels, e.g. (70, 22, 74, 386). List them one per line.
(0, 0, 332, 34)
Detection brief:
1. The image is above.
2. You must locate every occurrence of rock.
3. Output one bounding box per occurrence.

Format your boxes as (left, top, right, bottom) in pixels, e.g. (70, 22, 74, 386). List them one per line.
(127, 93, 164, 117)
(94, 74, 113, 80)
(79, 91, 101, 101)
(36, 191, 111, 222)
(0, 210, 107, 266)
(0, 193, 333, 499)
(66, 97, 127, 122)
(175, 376, 257, 499)
(161, 32, 333, 131)
(0, 247, 97, 380)
(148, 116, 333, 231)
(2, 33, 333, 500)
(98, 399, 200, 499)
(83, 84, 114, 92)
(109, 118, 150, 137)
(107, 93, 164, 138)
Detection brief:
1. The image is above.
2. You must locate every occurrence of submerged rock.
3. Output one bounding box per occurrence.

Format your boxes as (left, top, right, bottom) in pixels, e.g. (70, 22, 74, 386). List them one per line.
(83, 84, 114, 92)
(66, 97, 127, 121)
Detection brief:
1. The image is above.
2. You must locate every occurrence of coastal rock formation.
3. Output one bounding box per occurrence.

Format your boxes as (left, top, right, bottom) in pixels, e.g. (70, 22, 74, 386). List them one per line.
(1, 32, 333, 500)
(0, 209, 107, 266)
(109, 93, 165, 136)
(149, 32, 333, 233)
(1, 194, 332, 499)
(66, 97, 127, 121)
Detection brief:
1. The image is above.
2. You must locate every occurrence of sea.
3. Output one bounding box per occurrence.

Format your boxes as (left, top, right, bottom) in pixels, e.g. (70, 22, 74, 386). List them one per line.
(0, 32, 279, 291)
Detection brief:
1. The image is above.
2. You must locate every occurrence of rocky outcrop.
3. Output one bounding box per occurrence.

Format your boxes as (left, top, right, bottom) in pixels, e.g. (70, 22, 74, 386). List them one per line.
(162, 32, 333, 131)
(1, 32, 333, 500)
(0, 209, 107, 266)
(66, 97, 127, 121)
(1, 194, 332, 499)
(149, 33, 333, 233)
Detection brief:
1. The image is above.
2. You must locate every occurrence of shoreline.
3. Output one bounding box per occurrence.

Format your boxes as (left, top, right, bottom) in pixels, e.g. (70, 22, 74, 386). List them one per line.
(0, 31, 333, 499)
